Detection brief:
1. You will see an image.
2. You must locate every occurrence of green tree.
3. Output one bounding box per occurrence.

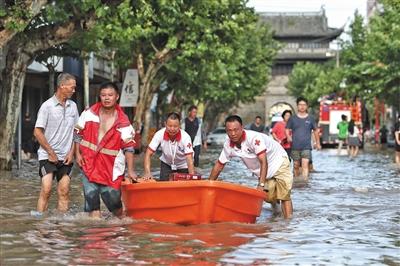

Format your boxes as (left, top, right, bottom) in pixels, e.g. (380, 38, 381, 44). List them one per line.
(0, 1, 122, 170)
(96, 0, 278, 146)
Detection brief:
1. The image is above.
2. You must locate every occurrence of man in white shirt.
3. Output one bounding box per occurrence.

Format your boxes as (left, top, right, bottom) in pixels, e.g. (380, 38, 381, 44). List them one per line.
(143, 112, 195, 181)
(208, 115, 293, 219)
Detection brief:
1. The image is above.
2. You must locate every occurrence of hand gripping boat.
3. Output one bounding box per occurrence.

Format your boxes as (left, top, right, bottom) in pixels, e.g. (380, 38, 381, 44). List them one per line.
(121, 180, 266, 225)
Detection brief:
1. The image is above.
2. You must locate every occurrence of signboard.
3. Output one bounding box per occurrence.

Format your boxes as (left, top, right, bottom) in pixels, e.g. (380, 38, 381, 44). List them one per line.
(120, 69, 139, 107)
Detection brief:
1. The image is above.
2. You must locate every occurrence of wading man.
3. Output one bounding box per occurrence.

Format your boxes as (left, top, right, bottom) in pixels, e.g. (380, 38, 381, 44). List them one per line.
(33, 73, 79, 216)
(286, 97, 321, 179)
(208, 115, 293, 219)
(74, 82, 137, 218)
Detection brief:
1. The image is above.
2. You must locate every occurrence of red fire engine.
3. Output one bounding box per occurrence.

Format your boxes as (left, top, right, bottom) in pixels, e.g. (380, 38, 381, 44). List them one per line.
(319, 97, 362, 146)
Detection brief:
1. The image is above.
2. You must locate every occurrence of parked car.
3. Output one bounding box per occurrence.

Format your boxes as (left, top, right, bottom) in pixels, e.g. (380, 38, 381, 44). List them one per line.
(206, 127, 227, 146)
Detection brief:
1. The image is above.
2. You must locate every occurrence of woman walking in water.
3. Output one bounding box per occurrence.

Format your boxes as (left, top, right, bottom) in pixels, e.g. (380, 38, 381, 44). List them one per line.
(348, 119, 362, 159)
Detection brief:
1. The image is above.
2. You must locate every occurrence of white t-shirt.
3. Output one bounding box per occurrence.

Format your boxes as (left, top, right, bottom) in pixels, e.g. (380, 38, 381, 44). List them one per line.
(148, 128, 194, 169)
(218, 129, 287, 178)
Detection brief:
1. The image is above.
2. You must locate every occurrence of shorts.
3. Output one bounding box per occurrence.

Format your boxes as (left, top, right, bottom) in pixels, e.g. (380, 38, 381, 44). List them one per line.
(160, 160, 189, 181)
(82, 175, 122, 213)
(39, 160, 73, 182)
(265, 157, 293, 203)
(291, 149, 311, 161)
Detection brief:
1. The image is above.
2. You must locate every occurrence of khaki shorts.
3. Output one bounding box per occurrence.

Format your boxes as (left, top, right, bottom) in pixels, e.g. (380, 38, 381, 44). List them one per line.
(265, 157, 293, 203)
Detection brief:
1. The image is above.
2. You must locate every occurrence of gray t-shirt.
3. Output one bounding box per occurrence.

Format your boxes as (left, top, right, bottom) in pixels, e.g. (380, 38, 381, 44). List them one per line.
(286, 114, 317, 150)
(35, 95, 79, 160)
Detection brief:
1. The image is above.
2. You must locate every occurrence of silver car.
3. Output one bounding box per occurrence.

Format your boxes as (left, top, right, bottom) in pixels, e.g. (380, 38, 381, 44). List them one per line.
(206, 127, 227, 146)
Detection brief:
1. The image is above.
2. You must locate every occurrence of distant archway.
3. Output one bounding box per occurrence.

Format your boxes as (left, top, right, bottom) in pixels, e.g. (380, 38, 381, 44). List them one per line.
(268, 102, 294, 123)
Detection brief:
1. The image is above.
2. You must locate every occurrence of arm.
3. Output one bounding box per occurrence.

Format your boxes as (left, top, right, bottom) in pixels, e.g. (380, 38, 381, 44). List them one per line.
(74, 142, 85, 168)
(124, 150, 138, 183)
(313, 128, 321, 150)
(33, 127, 58, 163)
(285, 128, 292, 143)
(208, 161, 225, 180)
(257, 152, 268, 190)
(64, 142, 75, 165)
(143, 148, 155, 178)
(185, 154, 195, 174)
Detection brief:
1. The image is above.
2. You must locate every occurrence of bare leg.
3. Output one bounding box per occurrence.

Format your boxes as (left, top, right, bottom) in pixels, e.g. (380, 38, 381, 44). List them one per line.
(37, 174, 53, 212)
(113, 208, 124, 218)
(396, 151, 400, 165)
(57, 175, 70, 213)
(337, 140, 343, 155)
(301, 158, 310, 179)
(354, 146, 359, 157)
(89, 210, 101, 218)
(281, 200, 293, 219)
(293, 160, 301, 177)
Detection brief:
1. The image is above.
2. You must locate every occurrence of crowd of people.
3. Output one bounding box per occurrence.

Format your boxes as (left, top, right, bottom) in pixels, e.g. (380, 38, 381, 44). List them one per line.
(28, 72, 399, 220)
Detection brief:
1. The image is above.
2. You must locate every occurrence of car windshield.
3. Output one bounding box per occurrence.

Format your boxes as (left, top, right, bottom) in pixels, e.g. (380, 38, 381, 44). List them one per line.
(213, 128, 226, 134)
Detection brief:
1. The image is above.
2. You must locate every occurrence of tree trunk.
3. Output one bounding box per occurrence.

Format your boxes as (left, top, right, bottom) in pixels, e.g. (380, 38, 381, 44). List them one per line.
(0, 11, 100, 170)
(0, 47, 30, 170)
(48, 65, 55, 97)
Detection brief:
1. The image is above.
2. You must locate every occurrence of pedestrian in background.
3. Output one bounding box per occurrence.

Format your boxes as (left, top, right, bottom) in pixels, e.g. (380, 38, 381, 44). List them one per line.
(272, 110, 292, 159)
(285, 97, 321, 179)
(249, 115, 265, 133)
(183, 105, 207, 167)
(394, 115, 400, 165)
(32, 73, 79, 216)
(337, 114, 349, 155)
(348, 119, 362, 159)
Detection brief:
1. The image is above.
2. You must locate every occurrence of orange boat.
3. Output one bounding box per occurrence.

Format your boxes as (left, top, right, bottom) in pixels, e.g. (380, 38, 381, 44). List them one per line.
(121, 180, 266, 225)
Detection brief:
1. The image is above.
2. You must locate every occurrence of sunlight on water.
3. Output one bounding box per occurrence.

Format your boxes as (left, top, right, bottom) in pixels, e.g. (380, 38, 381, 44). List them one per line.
(1, 146, 399, 265)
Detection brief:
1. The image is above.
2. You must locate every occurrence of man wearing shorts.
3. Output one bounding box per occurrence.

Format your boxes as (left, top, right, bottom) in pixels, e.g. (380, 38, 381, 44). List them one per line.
(33, 73, 79, 215)
(74, 82, 137, 218)
(208, 115, 293, 219)
(286, 97, 321, 179)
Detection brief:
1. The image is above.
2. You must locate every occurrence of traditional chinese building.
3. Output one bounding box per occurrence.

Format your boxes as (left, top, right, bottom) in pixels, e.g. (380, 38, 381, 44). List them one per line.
(233, 8, 343, 127)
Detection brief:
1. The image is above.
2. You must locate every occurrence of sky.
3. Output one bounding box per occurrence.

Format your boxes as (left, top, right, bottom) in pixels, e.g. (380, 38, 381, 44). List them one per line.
(246, 0, 367, 37)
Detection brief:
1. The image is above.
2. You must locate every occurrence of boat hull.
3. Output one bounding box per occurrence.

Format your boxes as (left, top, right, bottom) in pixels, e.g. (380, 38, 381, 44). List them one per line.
(121, 180, 266, 225)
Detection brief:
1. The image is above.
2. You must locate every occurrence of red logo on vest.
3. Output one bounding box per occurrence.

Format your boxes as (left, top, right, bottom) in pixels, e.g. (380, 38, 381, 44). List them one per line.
(255, 139, 260, 146)
(187, 143, 192, 148)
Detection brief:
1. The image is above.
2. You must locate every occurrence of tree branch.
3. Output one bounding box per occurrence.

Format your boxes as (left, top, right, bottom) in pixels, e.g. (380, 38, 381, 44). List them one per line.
(0, 0, 48, 48)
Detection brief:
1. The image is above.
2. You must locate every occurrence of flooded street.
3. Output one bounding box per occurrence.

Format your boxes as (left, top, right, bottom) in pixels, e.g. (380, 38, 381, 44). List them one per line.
(1, 146, 399, 265)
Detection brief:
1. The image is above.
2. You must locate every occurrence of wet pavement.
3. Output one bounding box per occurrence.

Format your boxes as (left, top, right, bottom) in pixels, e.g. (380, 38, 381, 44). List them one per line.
(0, 145, 399, 265)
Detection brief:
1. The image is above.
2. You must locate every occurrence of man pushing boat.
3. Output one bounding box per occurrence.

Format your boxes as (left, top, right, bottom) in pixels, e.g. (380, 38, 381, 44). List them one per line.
(143, 112, 195, 181)
(208, 115, 293, 219)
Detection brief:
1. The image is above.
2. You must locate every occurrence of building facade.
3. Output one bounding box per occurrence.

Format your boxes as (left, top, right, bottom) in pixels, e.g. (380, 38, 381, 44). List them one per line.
(233, 9, 343, 128)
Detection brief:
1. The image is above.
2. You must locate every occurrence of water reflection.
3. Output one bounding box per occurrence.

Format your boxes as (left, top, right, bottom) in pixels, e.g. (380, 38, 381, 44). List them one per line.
(1, 147, 399, 265)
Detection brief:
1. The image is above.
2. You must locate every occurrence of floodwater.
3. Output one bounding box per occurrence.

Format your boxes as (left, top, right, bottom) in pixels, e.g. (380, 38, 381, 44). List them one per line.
(1, 146, 399, 265)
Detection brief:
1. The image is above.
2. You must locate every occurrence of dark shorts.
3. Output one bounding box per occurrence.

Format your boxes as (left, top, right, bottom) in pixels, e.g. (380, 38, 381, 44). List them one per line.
(82, 175, 122, 213)
(291, 150, 312, 161)
(39, 160, 73, 182)
(395, 141, 400, 152)
(160, 160, 189, 181)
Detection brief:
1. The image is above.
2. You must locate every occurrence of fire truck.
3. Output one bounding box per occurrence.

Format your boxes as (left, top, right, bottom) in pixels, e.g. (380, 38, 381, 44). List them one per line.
(318, 97, 362, 146)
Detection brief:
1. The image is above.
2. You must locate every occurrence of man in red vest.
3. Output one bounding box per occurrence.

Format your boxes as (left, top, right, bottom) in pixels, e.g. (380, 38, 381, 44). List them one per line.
(74, 82, 137, 218)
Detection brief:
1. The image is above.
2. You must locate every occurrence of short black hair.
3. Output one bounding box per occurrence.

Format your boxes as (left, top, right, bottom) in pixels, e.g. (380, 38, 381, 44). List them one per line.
(99, 82, 119, 94)
(166, 112, 181, 122)
(225, 115, 242, 126)
(341, 114, 347, 120)
(282, 110, 292, 118)
(255, 115, 262, 120)
(188, 105, 197, 112)
(296, 96, 308, 105)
